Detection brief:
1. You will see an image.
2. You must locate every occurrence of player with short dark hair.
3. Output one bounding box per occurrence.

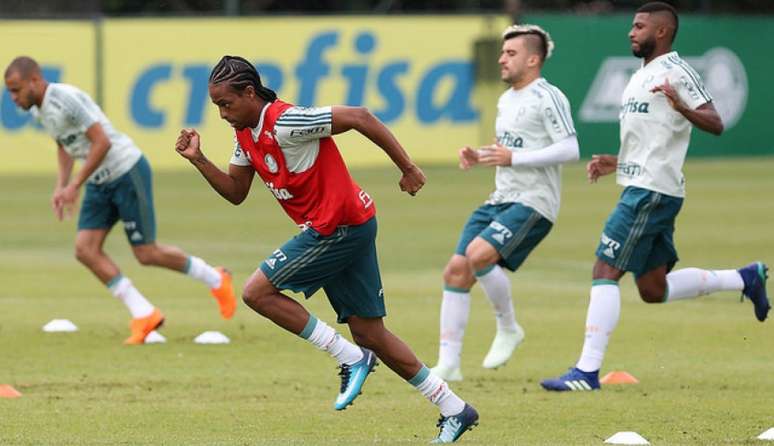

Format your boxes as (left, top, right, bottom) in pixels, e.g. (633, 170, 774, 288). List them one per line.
(4, 56, 236, 345)
(430, 24, 580, 382)
(175, 55, 478, 443)
(541, 2, 769, 392)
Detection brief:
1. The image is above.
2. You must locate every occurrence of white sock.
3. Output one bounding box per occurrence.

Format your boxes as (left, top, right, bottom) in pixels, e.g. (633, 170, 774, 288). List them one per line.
(409, 366, 466, 417)
(108, 275, 155, 318)
(186, 256, 222, 289)
(666, 268, 744, 302)
(299, 315, 363, 365)
(438, 288, 471, 369)
(576, 282, 620, 373)
(476, 265, 518, 332)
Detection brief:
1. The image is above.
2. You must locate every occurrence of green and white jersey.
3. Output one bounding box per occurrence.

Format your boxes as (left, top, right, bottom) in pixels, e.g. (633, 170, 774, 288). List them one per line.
(487, 78, 576, 223)
(30, 83, 142, 185)
(617, 51, 712, 198)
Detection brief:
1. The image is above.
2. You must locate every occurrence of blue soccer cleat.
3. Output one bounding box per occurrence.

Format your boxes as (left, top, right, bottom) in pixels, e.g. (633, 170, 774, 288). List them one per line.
(738, 262, 770, 322)
(431, 403, 479, 444)
(540, 367, 600, 392)
(334, 347, 377, 410)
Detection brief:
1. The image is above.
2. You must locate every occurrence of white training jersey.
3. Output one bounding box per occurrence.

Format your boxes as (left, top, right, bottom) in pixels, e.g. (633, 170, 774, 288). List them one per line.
(487, 77, 576, 223)
(30, 83, 142, 185)
(617, 51, 712, 198)
(230, 105, 332, 173)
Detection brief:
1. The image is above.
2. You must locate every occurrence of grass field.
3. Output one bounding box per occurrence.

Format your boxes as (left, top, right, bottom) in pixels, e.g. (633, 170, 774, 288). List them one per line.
(1, 159, 772, 445)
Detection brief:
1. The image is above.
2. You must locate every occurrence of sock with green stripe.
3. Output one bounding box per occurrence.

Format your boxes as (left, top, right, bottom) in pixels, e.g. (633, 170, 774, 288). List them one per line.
(108, 274, 154, 318)
(409, 365, 465, 417)
(576, 280, 620, 372)
(437, 287, 471, 369)
(185, 256, 222, 289)
(665, 268, 744, 302)
(299, 315, 363, 365)
(476, 264, 518, 332)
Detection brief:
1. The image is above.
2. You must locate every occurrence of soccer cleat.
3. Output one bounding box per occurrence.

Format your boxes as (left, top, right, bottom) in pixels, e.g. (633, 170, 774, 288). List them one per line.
(210, 267, 237, 319)
(738, 262, 770, 322)
(482, 324, 525, 369)
(430, 364, 463, 382)
(430, 403, 479, 444)
(540, 367, 600, 392)
(334, 347, 377, 410)
(124, 308, 165, 345)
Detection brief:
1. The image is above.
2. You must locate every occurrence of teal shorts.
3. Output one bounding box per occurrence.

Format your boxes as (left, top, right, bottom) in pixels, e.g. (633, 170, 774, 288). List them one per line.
(595, 186, 684, 278)
(78, 156, 156, 246)
(260, 217, 386, 323)
(455, 202, 552, 272)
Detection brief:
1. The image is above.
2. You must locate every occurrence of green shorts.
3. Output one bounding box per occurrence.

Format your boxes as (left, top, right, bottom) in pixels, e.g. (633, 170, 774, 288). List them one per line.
(595, 186, 684, 278)
(78, 156, 155, 246)
(455, 202, 552, 272)
(260, 217, 386, 323)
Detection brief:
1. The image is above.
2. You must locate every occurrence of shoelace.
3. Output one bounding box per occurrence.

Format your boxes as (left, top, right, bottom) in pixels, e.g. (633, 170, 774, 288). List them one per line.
(338, 364, 352, 393)
(436, 415, 448, 431)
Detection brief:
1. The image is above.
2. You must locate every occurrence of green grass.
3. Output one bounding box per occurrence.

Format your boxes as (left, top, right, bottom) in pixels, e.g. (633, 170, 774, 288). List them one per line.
(1, 159, 773, 445)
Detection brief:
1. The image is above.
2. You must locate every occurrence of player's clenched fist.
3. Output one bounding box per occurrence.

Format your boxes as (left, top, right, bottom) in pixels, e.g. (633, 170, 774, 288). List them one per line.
(175, 128, 202, 161)
(399, 164, 426, 196)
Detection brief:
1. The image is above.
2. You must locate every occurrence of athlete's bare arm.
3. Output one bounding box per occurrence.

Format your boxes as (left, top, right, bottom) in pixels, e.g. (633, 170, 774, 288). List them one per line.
(650, 79, 724, 135)
(330, 105, 425, 196)
(52, 123, 111, 217)
(52, 144, 75, 221)
(175, 128, 255, 204)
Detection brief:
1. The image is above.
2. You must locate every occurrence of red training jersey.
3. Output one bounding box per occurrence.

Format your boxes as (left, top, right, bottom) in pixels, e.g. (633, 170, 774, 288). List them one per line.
(234, 100, 376, 236)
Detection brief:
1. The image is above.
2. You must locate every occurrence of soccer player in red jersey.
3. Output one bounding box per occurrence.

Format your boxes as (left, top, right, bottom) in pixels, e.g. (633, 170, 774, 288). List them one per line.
(175, 56, 478, 443)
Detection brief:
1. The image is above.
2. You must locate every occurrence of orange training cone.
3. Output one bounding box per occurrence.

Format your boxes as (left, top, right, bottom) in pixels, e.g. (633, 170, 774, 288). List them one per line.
(600, 371, 639, 385)
(0, 384, 22, 398)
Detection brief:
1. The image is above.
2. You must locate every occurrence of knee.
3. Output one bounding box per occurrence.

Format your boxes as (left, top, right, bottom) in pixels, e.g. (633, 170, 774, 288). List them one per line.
(74, 244, 95, 265)
(638, 285, 666, 304)
(241, 280, 274, 314)
(443, 259, 473, 289)
(350, 327, 382, 351)
(133, 248, 158, 266)
(465, 249, 490, 273)
(464, 241, 497, 273)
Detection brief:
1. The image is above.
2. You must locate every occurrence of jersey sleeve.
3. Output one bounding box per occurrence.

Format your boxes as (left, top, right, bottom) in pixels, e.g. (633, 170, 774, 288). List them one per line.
(540, 87, 576, 144)
(672, 62, 712, 110)
(229, 135, 251, 166)
(274, 106, 333, 146)
(60, 90, 99, 129)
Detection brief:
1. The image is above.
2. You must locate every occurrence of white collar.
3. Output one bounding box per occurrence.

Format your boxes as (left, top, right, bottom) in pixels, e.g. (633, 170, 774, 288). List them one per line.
(250, 102, 270, 140)
(642, 51, 678, 69)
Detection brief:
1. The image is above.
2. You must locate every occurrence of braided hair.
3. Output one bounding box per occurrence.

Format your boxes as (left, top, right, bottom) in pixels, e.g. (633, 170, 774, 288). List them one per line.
(209, 55, 277, 102)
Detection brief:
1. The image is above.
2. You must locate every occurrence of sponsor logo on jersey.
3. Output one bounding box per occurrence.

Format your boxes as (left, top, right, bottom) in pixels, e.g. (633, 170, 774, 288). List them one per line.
(600, 232, 621, 259)
(57, 133, 79, 147)
(265, 181, 293, 200)
(617, 162, 642, 178)
(358, 190, 373, 208)
(264, 154, 279, 173)
(620, 97, 650, 117)
(289, 126, 326, 137)
(497, 131, 523, 149)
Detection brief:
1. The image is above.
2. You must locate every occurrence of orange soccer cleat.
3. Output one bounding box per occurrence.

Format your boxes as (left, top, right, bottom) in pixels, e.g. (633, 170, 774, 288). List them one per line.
(124, 308, 165, 345)
(210, 267, 236, 319)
